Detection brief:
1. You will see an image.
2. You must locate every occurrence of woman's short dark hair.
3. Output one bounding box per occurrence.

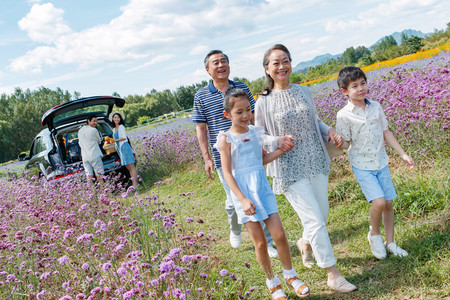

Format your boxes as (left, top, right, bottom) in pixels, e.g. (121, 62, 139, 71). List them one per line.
(337, 66, 367, 89)
(262, 44, 292, 95)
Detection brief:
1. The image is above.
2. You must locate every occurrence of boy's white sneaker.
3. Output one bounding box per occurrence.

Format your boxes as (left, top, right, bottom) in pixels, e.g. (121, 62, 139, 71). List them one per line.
(229, 232, 241, 248)
(367, 226, 386, 259)
(385, 242, 408, 257)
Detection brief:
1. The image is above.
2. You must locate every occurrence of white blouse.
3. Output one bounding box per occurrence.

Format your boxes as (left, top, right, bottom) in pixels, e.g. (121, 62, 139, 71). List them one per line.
(255, 84, 331, 194)
(114, 125, 128, 148)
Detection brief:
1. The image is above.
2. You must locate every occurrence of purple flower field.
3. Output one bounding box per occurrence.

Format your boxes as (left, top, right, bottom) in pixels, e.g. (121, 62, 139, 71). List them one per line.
(0, 53, 448, 299)
(0, 173, 255, 299)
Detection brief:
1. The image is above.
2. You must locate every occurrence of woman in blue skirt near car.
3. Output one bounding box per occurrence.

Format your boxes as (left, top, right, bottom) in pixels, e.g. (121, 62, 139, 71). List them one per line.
(109, 111, 139, 188)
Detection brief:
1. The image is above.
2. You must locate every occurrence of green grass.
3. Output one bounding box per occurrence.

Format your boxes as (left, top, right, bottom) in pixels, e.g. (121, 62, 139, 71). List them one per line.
(139, 158, 449, 299)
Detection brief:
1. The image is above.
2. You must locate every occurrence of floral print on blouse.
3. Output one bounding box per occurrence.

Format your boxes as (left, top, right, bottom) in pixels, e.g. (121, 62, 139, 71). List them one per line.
(270, 86, 329, 194)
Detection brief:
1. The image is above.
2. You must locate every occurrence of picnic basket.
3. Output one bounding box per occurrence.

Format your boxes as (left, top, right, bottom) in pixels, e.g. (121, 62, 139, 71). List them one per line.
(103, 143, 116, 154)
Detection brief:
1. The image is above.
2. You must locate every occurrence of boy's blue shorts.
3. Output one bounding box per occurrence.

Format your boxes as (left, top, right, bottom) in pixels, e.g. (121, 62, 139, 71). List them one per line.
(352, 165, 397, 203)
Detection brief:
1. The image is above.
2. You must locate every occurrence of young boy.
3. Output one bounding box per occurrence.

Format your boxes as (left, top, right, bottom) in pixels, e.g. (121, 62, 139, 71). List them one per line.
(335, 66, 414, 259)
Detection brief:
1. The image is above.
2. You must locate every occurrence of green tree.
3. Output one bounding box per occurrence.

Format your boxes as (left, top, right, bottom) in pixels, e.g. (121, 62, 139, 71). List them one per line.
(173, 82, 207, 110)
(121, 102, 148, 126)
(341, 47, 357, 64)
(371, 35, 398, 61)
(145, 89, 181, 118)
(403, 36, 424, 54)
(354, 46, 371, 60)
(0, 120, 13, 162)
(247, 77, 266, 95)
(0, 87, 72, 163)
(358, 54, 375, 66)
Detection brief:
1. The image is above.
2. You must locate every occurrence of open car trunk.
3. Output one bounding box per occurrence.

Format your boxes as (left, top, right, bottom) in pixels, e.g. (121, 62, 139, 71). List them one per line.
(52, 119, 125, 180)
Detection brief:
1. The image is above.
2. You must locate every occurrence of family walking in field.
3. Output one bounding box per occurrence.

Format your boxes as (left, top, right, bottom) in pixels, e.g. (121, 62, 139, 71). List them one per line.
(192, 44, 414, 299)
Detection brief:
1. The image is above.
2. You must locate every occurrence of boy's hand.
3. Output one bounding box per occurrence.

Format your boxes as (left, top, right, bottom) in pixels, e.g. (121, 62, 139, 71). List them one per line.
(241, 198, 256, 216)
(328, 128, 343, 147)
(402, 154, 414, 170)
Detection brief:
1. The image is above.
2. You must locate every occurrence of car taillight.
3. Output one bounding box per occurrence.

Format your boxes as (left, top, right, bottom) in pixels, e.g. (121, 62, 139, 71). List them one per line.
(54, 170, 82, 180)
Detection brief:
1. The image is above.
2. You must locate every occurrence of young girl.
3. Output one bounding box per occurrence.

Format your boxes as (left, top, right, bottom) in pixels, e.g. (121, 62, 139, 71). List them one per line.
(109, 111, 139, 188)
(215, 88, 310, 299)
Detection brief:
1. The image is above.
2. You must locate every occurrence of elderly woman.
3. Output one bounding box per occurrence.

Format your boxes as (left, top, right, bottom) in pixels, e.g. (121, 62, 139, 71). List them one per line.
(255, 44, 356, 293)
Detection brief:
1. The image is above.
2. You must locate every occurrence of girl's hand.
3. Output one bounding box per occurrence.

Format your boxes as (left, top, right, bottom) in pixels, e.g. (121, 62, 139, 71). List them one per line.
(241, 198, 256, 216)
(402, 154, 414, 170)
(277, 134, 295, 152)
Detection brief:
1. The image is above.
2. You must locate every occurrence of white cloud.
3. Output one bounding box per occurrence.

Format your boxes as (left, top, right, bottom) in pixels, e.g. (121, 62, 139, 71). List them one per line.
(18, 3, 71, 43)
(125, 54, 175, 72)
(190, 45, 209, 56)
(10, 46, 57, 73)
(325, 0, 439, 33)
(0, 69, 101, 96)
(10, 0, 267, 74)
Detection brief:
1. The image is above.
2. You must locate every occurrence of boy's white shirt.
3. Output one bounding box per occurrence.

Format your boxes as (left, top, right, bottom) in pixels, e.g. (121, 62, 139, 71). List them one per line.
(335, 99, 389, 170)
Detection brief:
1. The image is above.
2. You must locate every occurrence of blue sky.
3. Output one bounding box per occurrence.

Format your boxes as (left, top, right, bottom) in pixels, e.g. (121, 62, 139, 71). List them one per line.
(0, 0, 448, 98)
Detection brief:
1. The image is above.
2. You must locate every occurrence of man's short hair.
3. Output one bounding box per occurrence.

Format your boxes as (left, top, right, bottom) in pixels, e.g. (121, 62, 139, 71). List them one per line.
(87, 115, 97, 122)
(204, 50, 229, 68)
(337, 66, 367, 89)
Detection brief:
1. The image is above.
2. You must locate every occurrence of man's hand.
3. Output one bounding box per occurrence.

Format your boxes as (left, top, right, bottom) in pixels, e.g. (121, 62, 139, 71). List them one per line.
(204, 159, 215, 180)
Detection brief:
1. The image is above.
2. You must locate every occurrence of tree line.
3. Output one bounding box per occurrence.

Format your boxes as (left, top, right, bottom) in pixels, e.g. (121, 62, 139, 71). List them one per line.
(1, 23, 448, 164)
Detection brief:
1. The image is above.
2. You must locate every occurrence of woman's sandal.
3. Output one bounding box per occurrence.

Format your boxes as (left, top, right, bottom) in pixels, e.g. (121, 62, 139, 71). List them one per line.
(296, 238, 315, 268)
(269, 284, 288, 300)
(286, 276, 310, 298)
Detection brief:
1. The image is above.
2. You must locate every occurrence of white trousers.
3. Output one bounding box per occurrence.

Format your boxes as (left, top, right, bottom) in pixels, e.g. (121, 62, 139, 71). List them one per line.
(284, 174, 337, 268)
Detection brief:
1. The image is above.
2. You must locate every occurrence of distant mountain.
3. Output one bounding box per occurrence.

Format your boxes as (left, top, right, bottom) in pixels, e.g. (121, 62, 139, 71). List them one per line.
(292, 29, 428, 73)
(293, 53, 341, 73)
(373, 29, 428, 46)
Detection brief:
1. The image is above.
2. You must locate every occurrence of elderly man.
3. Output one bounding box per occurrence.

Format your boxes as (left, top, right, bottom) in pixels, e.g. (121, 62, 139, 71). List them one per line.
(192, 50, 277, 257)
(78, 115, 104, 184)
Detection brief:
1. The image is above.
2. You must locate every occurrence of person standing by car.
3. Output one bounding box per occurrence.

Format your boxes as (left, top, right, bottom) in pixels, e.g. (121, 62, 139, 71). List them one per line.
(78, 115, 104, 184)
(192, 49, 277, 257)
(109, 111, 139, 188)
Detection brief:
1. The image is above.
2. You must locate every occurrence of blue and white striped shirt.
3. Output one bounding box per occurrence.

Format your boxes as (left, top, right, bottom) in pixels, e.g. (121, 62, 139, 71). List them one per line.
(192, 80, 255, 169)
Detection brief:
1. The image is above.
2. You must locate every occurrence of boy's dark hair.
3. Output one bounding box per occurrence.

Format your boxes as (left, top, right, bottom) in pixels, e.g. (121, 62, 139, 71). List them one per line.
(223, 87, 250, 115)
(337, 66, 367, 89)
